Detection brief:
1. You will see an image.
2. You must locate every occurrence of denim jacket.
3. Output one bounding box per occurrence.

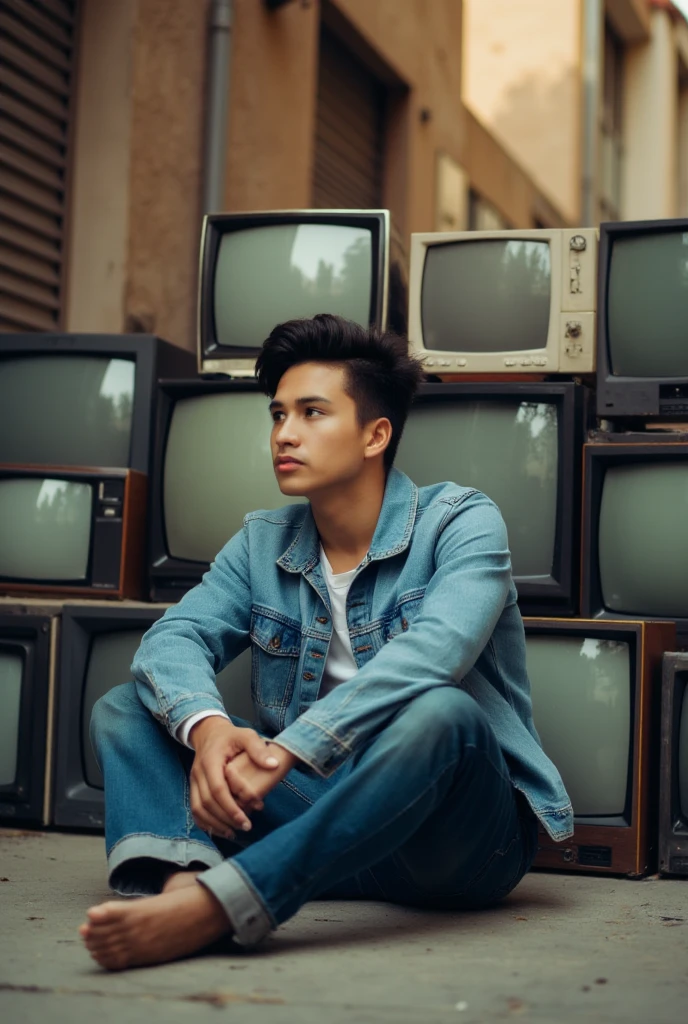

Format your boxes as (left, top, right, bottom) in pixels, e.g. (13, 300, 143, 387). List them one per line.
(132, 468, 573, 842)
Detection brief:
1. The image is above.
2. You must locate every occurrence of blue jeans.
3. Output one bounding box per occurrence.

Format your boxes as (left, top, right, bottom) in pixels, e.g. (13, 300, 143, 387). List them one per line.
(91, 683, 539, 947)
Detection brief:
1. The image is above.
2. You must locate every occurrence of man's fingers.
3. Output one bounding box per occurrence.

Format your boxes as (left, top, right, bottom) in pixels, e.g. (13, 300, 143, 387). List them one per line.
(236, 729, 280, 769)
(194, 769, 251, 832)
(190, 776, 235, 837)
(224, 761, 263, 811)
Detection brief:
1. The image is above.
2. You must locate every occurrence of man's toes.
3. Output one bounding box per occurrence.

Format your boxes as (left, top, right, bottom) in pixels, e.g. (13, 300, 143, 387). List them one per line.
(87, 901, 125, 925)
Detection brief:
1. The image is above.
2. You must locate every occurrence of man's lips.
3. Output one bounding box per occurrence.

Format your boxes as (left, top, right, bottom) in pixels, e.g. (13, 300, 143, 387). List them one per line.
(275, 457, 304, 469)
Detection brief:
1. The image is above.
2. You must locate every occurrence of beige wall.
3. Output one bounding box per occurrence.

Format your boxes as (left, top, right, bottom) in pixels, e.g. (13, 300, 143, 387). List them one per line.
(623, 8, 679, 219)
(462, 0, 582, 224)
(67, 0, 207, 351)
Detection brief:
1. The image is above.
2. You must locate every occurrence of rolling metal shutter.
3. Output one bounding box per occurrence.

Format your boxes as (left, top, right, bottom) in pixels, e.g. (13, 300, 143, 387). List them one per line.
(0, 0, 78, 331)
(313, 27, 385, 210)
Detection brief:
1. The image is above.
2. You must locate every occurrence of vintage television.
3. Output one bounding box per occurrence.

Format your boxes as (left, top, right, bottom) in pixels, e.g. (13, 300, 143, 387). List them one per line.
(407, 227, 598, 375)
(581, 443, 688, 647)
(54, 604, 254, 829)
(198, 210, 390, 376)
(659, 652, 688, 876)
(0, 334, 195, 473)
(525, 618, 675, 876)
(396, 382, 590, 615)
(0, 466, 147, 600)
(148, 379, 303, 601)
(596, 218, 688, 419)
(0, 604, 58, 826)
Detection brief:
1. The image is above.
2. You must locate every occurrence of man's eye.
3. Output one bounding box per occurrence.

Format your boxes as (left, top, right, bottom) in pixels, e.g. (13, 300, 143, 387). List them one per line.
(305, 407, 323, 417)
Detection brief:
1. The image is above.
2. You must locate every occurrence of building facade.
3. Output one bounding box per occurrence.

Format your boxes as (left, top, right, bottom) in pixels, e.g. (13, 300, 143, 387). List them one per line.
(463, 0, 688, 227)
(2, 0, 568, 350)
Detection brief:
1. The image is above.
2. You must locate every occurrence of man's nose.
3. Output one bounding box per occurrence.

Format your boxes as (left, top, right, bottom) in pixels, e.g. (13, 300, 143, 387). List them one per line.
(275, 414, 299, 446)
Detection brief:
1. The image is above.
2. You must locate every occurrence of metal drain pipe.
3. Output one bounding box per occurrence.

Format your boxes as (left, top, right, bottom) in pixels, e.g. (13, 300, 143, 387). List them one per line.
(202, 0, 233, 214)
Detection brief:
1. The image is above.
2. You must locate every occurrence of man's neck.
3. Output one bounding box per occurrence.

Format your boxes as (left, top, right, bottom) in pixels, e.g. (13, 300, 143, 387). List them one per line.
(311, 467, 386, 574)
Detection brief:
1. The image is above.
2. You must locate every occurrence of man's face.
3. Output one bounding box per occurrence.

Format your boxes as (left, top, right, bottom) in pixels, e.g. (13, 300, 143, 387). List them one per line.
(269, 362, 376, 498)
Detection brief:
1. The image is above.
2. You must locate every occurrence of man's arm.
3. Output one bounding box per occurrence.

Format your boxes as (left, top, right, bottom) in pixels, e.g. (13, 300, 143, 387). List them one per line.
(271, 492, 512, 777)
(131, 527, 252, 736)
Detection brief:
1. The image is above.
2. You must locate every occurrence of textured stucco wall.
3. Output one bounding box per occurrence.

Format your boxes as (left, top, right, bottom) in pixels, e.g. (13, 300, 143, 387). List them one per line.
(124, 0, 207, 349)
(66, 0, 207, 351)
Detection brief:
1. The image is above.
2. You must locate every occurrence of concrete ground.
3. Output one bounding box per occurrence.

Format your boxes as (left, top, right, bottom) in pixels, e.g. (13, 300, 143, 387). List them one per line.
(1, 829, 687, 1024)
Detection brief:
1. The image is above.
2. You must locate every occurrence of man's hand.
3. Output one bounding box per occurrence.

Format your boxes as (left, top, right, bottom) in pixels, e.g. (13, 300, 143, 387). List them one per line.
(224, 743, 298, 813)
(189, 717, 282, 839)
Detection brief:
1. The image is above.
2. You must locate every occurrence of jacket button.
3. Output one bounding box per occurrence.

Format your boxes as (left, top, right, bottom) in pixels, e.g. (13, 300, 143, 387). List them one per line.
(269, 636, 281, 650)
(316, 616, 329, 624)
(401, 618, 409, 631)
(303, 671, 315, 681)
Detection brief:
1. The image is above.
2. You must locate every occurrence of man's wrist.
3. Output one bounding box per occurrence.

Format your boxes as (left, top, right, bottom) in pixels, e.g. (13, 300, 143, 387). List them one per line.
(189, 714, 235, 749)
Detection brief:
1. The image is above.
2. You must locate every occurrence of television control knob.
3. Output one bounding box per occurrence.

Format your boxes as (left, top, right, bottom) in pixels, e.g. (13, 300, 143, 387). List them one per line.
(457, 359, 467, 366)
(425, 359, 435, 366)
(570, 235, 587, 252)
(504, 358, 516, 366)
(565, 320, 582, 338)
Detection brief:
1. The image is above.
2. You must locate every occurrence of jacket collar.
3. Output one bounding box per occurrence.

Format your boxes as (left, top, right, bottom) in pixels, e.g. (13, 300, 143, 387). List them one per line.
(276, 467, 419, 574)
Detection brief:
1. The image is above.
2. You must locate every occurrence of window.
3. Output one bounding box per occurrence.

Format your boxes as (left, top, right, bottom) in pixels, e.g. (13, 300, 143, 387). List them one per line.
(600, 20, 624, 222)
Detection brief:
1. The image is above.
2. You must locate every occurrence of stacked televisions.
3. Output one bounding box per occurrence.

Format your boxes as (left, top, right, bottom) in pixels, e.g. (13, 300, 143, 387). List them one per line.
(0, 335, 196, 825)
(404, 217, 688, 877)
(2, 209, 687, 881)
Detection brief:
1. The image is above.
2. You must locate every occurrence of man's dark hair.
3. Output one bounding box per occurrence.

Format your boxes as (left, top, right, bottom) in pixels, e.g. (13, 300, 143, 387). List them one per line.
(255, 314, 425, 470)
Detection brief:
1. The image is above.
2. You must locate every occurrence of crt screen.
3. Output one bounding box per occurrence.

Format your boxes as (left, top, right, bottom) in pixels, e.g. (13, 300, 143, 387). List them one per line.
(0, 355, 135, 467)
(82, 629, 254, 789)
(212, 223, 373, 350)
(421, 240, 551, 353)
(0, 479, 92, 581)
(0, 649, 23, 787)
(598, 463, 688, 618)
(163, 392, 304, 563)
(526, 635, 631, 817)
(607, 230, 688, 377)
(680, 682, 688, 822)
(396, 401, 558, 577)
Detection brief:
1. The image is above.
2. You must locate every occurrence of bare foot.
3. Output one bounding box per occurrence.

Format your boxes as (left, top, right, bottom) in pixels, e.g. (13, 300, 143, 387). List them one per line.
(162, 869, 202, 894)
(78, 883, 231, 970)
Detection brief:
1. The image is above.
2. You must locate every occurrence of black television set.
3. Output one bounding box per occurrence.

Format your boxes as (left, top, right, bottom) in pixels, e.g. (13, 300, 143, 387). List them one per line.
(148, 379, 304, 601)
(525, 617, 674, 876)
(395, 382, 591, 615)
(54, 604, 255, 830)
(581, 443, 688, 647)
(596, 218, 688, 419)
(0, 605, 57, 826)
(197, 210, 390, 377)
(0, 465, 147, 600)
(0, 334, 195, 473)
(659, 651, 688, 877)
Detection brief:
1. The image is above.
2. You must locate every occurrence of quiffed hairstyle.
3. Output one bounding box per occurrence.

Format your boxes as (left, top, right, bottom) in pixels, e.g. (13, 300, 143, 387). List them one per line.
(255, 314, 425, 470)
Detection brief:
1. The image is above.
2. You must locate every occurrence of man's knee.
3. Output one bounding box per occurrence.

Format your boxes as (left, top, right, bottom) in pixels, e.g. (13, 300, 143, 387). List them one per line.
(394, 686, 491, 747)
(90, 681, 143, 743)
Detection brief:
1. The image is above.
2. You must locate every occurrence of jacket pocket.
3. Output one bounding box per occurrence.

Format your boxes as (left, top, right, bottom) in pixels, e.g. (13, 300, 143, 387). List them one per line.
(382, 589, 426, 643)
(250, 608, 301, 708)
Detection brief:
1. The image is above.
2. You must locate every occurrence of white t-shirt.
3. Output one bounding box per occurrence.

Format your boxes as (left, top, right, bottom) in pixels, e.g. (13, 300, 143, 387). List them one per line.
(176, 545, 361, 747)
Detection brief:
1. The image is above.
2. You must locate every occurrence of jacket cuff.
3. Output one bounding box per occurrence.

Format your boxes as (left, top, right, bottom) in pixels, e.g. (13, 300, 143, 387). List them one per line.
(272, 717, 352, 777)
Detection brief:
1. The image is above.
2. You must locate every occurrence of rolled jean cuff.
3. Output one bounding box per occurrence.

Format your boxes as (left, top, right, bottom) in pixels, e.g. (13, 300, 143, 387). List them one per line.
(107, 834, 224, 895)
(199, 859, 274, 947)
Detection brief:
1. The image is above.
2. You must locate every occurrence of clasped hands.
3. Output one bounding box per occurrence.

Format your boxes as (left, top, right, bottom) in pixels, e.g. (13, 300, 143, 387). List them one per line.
(188, 716, 298, 840)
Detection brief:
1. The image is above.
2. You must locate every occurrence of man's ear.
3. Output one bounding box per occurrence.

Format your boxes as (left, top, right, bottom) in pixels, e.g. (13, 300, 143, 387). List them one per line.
(363, 417, 393, 460)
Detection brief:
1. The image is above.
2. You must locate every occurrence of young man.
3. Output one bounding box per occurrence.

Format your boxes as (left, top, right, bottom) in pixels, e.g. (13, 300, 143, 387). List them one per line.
(80, 314, 572, 970)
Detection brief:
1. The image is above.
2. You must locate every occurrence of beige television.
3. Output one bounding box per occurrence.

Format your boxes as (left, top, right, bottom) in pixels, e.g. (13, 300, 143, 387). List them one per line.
(408, 227, 598, 375)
